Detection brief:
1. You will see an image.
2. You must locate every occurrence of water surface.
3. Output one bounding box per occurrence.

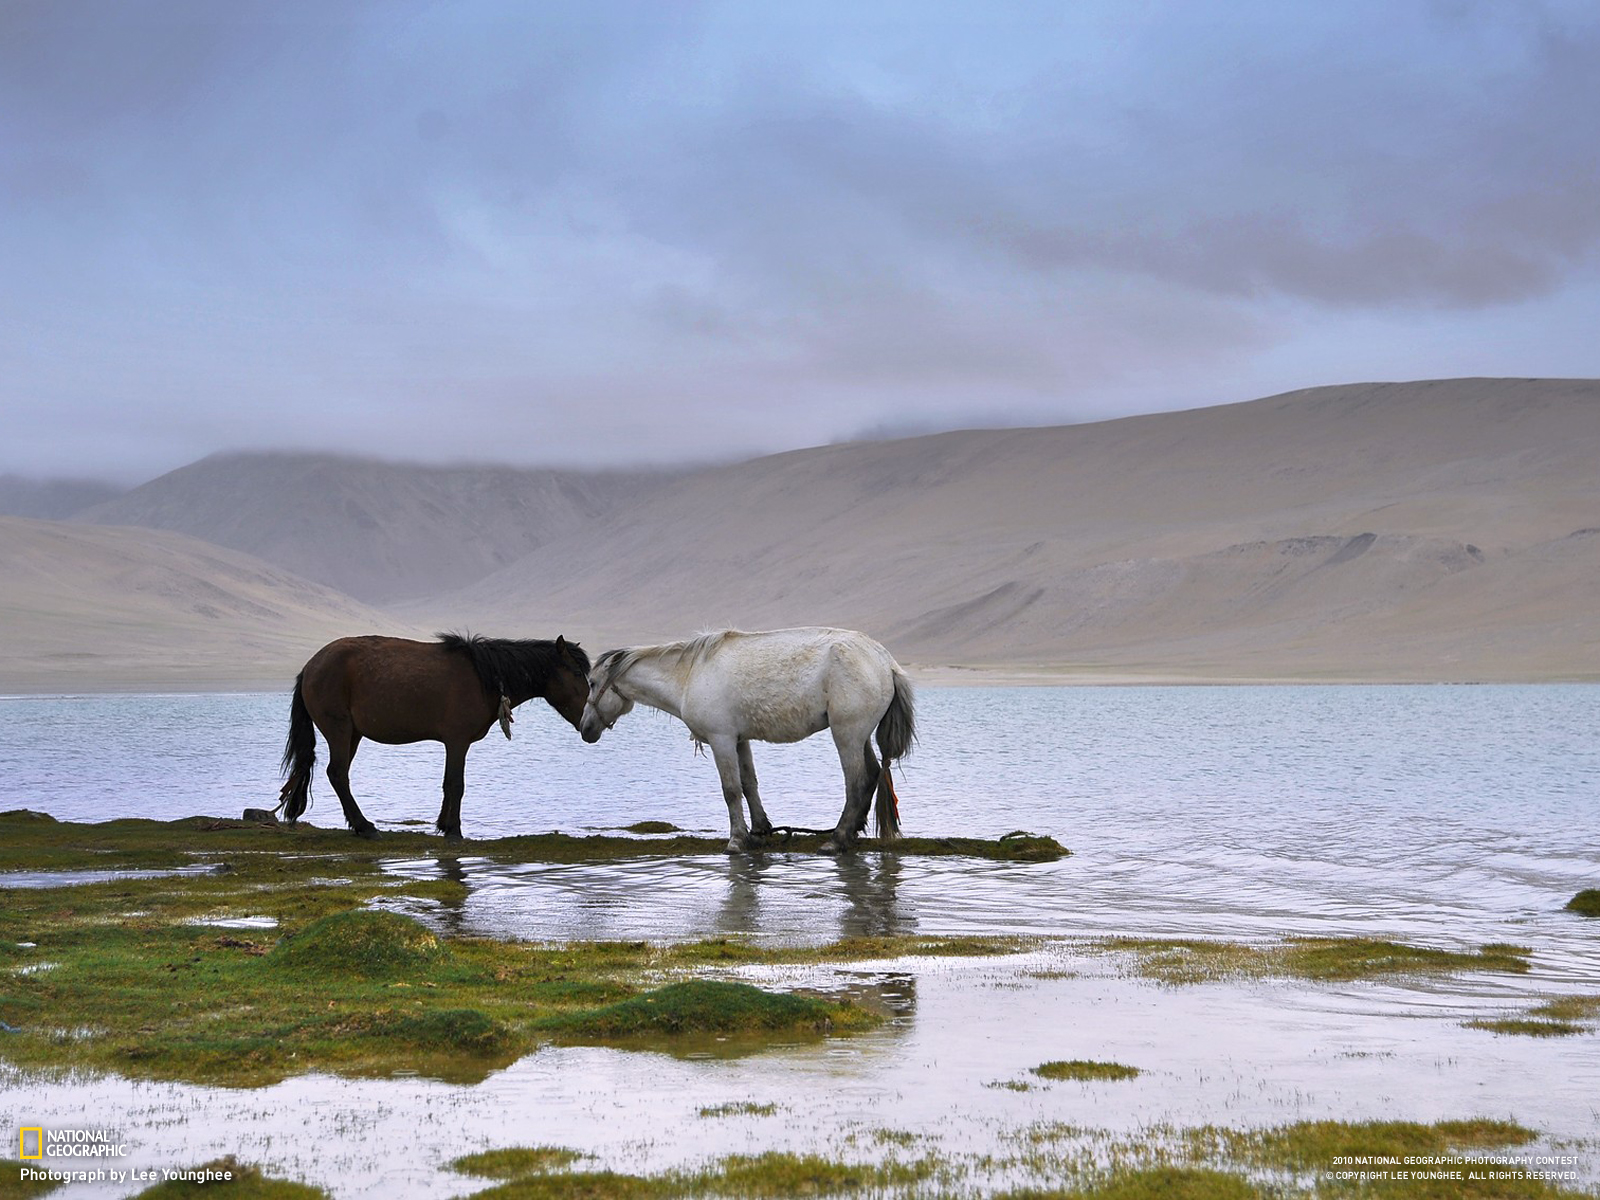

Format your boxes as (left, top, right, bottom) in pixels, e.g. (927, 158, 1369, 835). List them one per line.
(3, 686, 1598, 1198)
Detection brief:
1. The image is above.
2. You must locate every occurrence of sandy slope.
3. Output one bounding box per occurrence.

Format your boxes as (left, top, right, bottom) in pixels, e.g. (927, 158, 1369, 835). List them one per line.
(74, 452, 677, 604)
(0, 517, 420, 691)
(401, 378, 1600, 681)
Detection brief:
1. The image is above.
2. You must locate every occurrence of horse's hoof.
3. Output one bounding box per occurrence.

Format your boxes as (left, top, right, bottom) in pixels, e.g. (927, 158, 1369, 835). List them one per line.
(819, 838, 851, 856)
(751, 820, 773, 837)
(442, 830, 465, 843)
(725, 838, 749, 855)
(353, 825, 381, 841)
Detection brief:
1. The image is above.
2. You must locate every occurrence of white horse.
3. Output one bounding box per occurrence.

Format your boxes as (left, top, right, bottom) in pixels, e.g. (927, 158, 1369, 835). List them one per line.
(580, 627, 915, 854)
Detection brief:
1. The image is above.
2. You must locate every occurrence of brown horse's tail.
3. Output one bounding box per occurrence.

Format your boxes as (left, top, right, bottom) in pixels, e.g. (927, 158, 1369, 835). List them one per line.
(873, 668, 915, 839)
(276, 672, 315, 822)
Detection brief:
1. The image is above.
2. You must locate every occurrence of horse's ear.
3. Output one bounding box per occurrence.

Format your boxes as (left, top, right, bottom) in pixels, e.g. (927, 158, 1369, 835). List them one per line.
(556, 635, 567, 649)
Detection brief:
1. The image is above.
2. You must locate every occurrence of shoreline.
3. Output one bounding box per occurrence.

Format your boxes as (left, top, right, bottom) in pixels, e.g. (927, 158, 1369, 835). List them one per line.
(3, 665, 1599, 695)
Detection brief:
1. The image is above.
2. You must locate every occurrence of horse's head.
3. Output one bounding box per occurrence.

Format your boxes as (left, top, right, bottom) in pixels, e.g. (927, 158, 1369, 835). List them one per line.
(545, 636, 592, 731)
(581, 649, 635, 743)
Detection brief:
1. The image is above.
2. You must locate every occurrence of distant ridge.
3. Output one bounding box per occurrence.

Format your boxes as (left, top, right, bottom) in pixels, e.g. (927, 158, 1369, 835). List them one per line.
(0, 516, 419, 691)
(75, 452, 678, 604)
(0, 474, 125, 519)
(401, 378, 1600, 682)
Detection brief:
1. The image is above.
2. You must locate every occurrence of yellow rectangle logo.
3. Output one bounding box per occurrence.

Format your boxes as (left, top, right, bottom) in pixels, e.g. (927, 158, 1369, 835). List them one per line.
(19, 1127, 43, 1159)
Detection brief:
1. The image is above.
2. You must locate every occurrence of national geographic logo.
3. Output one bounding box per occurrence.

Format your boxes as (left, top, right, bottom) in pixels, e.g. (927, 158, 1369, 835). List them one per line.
(17, 1126, 129, 1158)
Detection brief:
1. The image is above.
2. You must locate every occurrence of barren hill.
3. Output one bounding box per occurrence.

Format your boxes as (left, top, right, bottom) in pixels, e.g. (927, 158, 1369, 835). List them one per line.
(0, 517, 419, 691)
(75, 453, 676, 604)
(404, 378, 1600, 681)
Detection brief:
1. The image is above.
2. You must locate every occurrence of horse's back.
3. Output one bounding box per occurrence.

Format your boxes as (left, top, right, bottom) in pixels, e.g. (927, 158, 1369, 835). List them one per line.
(299, 636, 485, 742)
(689, 628, 901, 741)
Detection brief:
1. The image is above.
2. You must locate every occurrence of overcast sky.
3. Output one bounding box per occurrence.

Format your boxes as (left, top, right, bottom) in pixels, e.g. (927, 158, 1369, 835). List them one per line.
(4, 0, 1599, 482)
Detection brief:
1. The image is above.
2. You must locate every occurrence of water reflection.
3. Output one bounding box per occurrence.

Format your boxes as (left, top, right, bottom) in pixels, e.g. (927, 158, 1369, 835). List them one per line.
(382, 850, 933, 947)
(830, 853, 913, 939)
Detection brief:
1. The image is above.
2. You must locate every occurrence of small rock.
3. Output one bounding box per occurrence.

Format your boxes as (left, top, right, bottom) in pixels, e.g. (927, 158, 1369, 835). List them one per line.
(242, 808, 280, 825)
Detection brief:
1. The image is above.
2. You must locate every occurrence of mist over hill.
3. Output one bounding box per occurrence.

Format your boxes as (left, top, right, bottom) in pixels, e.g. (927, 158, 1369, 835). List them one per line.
(0, 474, 126, 520)
(74, 453, 679, 604)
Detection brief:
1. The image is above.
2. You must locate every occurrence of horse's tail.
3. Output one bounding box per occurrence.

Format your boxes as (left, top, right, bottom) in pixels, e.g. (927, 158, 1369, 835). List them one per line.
(276, 672, 315, 822)
(873, 668, 916, 838)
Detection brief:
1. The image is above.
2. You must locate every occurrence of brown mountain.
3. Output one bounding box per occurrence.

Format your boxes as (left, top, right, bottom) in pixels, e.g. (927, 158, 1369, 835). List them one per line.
(402, 378, 1600, 682)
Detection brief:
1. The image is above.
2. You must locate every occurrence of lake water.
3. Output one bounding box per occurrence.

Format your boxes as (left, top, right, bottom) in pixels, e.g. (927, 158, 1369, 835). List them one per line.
(3, 685, 1599, 1197)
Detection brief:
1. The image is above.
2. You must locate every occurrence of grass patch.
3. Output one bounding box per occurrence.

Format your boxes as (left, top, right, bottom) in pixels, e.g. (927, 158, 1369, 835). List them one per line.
(129, 1158, 327, 1198)
(1097, 937, 1531, 984)
(1199, 1117, 1538, 1167)
(0, 811, 1065, 872)
(623, 821, 682, 834)
(698, 1102, 778, 1118)
(1033, 1059, 1142, 1082)
(451, 1147, 587, 1179)
(1531, 996, 1600, 1021)
(268, 910, 447, 978)
(1464, 1018, 1585, 1038)
(537, 980, 873, 1046)
(2, 1159, 64, 1199)
(450, 1152, 931, 1199)
(1465, 995, 1600, 1038)
(694, 1151, 933, 1196)
(1002, 1165, 1265, 1199)
(1001, 1120, 1567, 1200)
(1565, 889, 1600, 917)
(447, 1169, 667, 1198)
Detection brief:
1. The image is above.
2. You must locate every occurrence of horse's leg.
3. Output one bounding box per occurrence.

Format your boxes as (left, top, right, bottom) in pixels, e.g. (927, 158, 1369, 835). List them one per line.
(326, 726, 379, 839)
(822, 722, 879, 854)
(436, 742, 468, 842)
(709, 736, 753, 854)
(737, 738, 773, 837)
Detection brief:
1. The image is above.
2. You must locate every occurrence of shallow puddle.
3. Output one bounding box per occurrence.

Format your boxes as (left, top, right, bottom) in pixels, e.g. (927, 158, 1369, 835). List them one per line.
(0, 863, 228, 890)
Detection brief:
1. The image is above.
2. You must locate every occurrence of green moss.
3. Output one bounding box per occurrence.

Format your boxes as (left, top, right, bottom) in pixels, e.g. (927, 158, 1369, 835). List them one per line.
(451, 1147, 587, 1179)
(538, 980, 873, 1044)
(1, 1159, 65, 1199)
(268, 911, 448, 978)
(377, 1007, 514, 1054)
(1564, 889, 1600, 917)
(1099, 937, 1532, 984)
(1034, 1060, 1142, 1082)
(129, 1158, 327, 1198)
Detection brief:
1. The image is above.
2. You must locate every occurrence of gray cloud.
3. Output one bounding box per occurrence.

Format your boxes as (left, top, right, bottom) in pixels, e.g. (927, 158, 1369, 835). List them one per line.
(2, 0, 1598, 480)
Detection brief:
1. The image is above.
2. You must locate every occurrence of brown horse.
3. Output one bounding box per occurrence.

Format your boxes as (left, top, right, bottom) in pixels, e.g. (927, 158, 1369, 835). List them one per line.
(276, 633, 591, 840)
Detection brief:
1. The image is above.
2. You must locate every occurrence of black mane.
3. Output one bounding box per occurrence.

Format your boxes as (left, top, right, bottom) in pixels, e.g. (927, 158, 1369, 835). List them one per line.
(436, 632, 589, 699)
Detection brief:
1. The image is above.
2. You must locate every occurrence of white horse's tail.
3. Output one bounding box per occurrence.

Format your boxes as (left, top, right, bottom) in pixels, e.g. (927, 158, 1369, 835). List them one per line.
(873, 668, 915, 837)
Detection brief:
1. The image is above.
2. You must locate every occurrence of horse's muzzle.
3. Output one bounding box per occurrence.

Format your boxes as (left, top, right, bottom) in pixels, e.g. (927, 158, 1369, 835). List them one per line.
(580, 721, 603, 744)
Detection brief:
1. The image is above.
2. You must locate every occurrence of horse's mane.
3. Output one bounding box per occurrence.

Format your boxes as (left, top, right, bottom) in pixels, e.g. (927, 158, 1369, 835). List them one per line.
(437, 632, 590, 697)
(594, 630, 741, 687)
